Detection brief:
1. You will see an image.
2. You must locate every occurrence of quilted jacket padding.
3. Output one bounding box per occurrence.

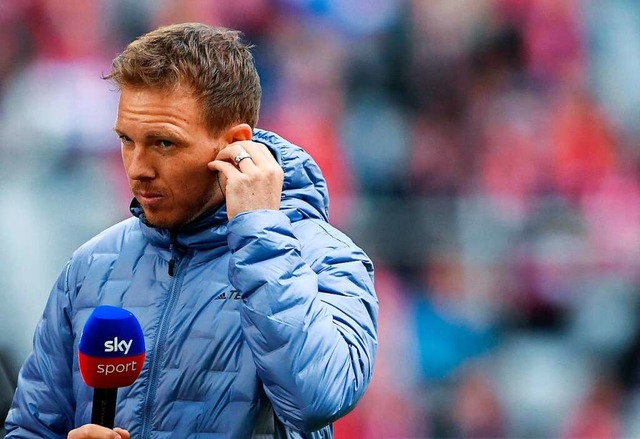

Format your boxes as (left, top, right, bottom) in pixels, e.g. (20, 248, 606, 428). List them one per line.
(5, 129, 378, 438)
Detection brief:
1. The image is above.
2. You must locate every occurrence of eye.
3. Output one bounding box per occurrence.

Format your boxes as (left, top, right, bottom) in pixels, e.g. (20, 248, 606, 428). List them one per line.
(159, 140, 174, 148)
(118, 134, 133, 144)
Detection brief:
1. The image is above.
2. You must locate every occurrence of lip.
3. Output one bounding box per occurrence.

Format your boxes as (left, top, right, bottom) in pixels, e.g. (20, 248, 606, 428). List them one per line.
(135, 192, 164, 205)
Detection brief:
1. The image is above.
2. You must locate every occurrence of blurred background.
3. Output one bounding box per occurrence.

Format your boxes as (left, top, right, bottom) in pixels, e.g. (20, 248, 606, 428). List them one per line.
(2, 0, 640, 437)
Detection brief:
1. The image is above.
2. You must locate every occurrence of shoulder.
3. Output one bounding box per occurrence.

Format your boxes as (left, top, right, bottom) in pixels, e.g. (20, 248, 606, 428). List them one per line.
(293, 219, 374, 274)
(72, 217, 141, 261)
(65, 218, 142, 286)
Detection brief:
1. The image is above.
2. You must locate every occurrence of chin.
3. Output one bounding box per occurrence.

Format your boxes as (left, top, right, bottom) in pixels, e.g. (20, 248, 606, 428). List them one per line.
(143, 213, 180, 230)
(142, 206, 202, 230)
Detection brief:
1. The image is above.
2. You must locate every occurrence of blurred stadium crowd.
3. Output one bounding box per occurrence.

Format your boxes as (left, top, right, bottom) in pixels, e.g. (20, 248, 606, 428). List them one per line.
(2, 0, 640, 437)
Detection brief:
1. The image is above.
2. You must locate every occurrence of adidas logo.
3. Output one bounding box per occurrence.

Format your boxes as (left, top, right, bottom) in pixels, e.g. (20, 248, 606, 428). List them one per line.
(214, 289, 242, 300)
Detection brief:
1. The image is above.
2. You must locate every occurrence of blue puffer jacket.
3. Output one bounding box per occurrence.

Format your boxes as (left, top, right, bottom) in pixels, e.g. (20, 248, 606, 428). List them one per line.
(5, 129, 378, 438)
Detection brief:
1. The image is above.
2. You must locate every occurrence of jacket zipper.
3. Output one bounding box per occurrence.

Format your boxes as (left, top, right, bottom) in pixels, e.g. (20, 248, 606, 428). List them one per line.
(140, 249, 189, 439)
(168, 233, 178, 276)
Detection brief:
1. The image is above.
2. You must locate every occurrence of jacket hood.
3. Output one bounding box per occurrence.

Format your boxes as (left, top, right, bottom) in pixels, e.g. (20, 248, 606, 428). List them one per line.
(130, 128, 330, 249)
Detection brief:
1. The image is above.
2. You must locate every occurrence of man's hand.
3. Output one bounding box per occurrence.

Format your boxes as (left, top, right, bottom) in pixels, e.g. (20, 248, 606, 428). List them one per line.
(208, 140, 284, 220)
(68, 425, 130, 439)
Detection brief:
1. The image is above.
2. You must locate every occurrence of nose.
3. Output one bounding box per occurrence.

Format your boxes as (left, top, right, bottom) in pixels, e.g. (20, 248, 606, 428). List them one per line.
(124, 145, 156, 181)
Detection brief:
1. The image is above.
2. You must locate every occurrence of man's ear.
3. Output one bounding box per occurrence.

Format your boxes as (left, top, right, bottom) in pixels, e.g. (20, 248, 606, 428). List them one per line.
(224, 123, 252, 143)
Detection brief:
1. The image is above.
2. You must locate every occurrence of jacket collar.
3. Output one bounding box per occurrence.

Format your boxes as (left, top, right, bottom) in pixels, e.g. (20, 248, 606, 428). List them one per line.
(130, 198, 229, 250)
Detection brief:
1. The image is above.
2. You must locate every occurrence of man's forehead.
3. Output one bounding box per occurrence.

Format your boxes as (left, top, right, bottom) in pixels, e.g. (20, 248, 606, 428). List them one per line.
(117, 85, 206, 123)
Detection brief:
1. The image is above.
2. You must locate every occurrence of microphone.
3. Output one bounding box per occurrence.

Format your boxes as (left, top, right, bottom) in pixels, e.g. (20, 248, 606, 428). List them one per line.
(78, 306, 146, 428)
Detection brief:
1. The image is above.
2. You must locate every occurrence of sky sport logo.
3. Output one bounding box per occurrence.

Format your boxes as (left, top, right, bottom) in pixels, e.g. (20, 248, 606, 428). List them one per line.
(95, 337, 139, 376)
(104, 337, 132, 355)
(96, 359, 139, 376)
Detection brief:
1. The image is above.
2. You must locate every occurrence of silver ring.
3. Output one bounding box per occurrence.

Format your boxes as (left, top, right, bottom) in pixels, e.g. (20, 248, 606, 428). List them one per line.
(234, 151, 252, 166)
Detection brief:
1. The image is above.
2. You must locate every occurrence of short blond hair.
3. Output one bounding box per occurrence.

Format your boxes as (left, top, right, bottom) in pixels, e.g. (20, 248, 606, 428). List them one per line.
(105, 23, 261, 133)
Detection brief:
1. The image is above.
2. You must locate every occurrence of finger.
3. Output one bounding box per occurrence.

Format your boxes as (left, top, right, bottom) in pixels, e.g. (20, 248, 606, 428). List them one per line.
(239, 142, 277, 167)
(235, 151, 255, 171)
(114, 428, 131, 439)
(68, 424, 122, 439)
(215, 144, 257, 171)
(208, 159, 242, 178)
(219, 141, 279, 171)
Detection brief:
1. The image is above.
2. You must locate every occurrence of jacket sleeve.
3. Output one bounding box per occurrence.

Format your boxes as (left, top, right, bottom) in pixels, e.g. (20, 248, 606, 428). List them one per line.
(227, 210, 378, 433)
(4, 262, 76, 438)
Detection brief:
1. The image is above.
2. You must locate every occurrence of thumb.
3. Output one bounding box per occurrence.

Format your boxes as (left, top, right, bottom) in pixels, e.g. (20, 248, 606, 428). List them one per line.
(113, 428, 130, 439)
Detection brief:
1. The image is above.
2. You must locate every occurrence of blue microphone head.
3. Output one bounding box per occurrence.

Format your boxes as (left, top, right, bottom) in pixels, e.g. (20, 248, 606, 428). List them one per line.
(79, 306, 145, 388)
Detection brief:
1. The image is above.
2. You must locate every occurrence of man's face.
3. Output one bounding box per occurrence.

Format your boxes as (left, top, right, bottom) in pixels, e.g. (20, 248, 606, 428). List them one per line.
(115, 85, 226, 229)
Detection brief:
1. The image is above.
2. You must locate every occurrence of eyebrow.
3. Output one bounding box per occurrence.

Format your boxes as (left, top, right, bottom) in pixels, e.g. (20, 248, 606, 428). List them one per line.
(112, 126, 187, 143)
(113, 126, 128, 137)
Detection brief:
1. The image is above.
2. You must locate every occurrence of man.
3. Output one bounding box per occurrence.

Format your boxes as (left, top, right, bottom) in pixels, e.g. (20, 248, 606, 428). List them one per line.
(5, 23, 378, 438)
